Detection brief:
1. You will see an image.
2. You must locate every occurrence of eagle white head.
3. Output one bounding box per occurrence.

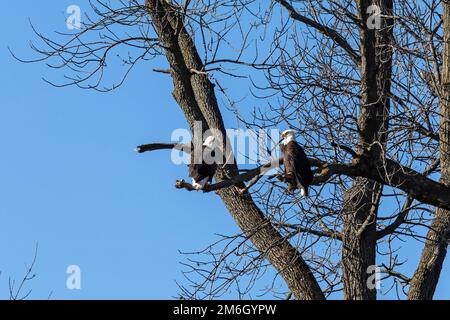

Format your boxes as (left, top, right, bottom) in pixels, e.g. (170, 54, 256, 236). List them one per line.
(281, 129, 297, 145)
(202, 135, 217, 149)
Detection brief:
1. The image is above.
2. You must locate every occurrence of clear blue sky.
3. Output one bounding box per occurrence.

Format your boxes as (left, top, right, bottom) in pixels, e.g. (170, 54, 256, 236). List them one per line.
(0, 1, 448, 300)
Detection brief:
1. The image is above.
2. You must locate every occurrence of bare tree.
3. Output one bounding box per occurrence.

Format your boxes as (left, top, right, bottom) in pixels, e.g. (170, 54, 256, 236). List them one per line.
(408, 0, 450, 300)
(19, 0, 450, 299)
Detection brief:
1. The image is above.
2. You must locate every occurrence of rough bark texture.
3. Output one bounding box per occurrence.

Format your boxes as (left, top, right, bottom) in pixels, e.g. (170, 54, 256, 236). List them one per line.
(408, 0, 450, 300)
(145, 0, 325, 300)
(27, 0, 450, 301)
(341, 0, 393, 300)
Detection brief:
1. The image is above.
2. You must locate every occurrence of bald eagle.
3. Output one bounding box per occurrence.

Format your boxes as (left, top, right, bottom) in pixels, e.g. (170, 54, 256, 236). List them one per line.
(280, 130, 313, 196)
(189, 136, 217, 190)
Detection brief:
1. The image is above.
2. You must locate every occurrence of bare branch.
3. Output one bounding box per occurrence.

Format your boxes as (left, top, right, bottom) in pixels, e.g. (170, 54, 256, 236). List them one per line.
(274, 0, 361, 66)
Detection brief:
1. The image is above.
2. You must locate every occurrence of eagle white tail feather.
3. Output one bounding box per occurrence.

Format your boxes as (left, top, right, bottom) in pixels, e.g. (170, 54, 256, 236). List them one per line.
(296, 177, 306, 197)
(300, 187, 306, 196)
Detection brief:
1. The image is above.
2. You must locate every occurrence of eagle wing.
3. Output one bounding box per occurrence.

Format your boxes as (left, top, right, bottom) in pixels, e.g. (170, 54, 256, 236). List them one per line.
(189, 163, 216, 182)
(189, 143, 217, 182)
(282, 141, 313, 187)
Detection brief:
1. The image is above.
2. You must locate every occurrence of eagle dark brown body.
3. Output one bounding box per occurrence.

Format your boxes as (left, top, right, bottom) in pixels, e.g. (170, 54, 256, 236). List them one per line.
(189, 141, 217, 190)
(281, 140, 313, 196)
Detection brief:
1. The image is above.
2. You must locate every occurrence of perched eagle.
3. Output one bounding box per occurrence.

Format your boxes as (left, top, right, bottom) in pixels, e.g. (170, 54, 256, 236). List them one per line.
(280, 129, 313, 196)
(189, 136, 217, 190)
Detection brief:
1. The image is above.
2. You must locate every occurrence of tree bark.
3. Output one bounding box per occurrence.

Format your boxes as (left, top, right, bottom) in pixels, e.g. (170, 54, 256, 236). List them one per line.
(341, 0, 393, 300)
(408, 0, 450, 300)
(145, 0, 325, 300)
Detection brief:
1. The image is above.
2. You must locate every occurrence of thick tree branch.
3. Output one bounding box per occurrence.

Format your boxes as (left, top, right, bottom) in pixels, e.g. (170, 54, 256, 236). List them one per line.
(144, 0, 325, 300)
(135, 143, 189, 153)
(136, 142, 450, 210)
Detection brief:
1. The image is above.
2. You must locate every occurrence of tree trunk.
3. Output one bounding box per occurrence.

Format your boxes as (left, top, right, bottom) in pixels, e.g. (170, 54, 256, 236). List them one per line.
(145, 0, 325, 300)
(341, 0, 393, 300)
(408, 0, 450, 300)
